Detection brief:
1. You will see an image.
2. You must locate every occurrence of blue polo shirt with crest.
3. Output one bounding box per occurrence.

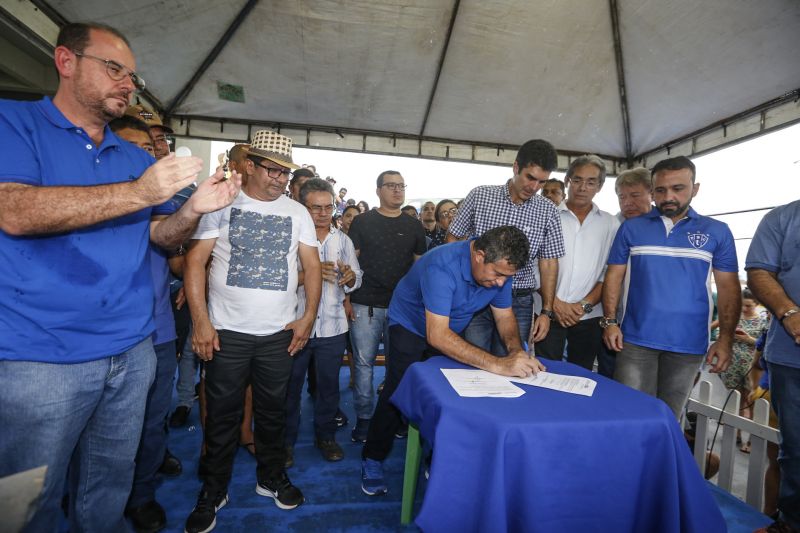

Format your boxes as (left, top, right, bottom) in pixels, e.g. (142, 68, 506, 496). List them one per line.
(607, 207, 738, 355)
(0, 97, 168, 363)
(388, 239, 512, 338)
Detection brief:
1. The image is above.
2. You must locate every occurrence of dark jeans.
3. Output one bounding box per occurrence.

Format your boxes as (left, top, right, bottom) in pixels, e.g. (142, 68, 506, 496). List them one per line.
(363, 325, 435, 462)
(129, 339, 177, 508)
(597, 345, 617, 378)
(286, 333, 347, 444)
(536, 317, 602, 370)
(768, 361, 800, 529)
(200, 329, 293, 491)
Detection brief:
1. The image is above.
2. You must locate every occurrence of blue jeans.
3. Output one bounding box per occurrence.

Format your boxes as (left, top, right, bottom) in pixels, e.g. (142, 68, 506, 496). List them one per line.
(285, 333, 347, 444)
(768, 361, 800, 529)
(0, 338, 156, 533)
(463, 293, 533, 356)
(349, 303, 390, 420)
(129, 340, 177, 508)
(176, 329, 200, 408)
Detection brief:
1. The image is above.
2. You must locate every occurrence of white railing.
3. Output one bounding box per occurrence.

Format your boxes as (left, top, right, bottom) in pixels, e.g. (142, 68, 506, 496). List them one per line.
(686, 380, 781, 511)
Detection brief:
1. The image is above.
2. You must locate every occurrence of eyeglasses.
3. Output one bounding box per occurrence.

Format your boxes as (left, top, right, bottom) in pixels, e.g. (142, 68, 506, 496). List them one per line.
(256, 161, 292, 180)
(307, 204, 336, 214)
(72, 51, 145, 92)
(568, 176, 601, 189)
(381, 183, 407, 191)
(442, 208, 458, 218)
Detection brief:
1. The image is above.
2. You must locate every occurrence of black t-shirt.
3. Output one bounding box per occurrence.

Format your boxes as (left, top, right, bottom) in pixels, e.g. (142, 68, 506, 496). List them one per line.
(348, 209, 428, 307)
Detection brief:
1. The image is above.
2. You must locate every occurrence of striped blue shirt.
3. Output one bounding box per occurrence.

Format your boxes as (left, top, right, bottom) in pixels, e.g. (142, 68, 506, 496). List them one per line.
(608, 207, 738, 355)
(297, 227, 362, 338)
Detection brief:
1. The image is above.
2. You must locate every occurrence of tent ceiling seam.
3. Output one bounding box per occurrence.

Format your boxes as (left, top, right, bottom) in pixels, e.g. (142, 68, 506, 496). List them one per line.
(609, 0, 633, 167)
(419, 0, 461, 138)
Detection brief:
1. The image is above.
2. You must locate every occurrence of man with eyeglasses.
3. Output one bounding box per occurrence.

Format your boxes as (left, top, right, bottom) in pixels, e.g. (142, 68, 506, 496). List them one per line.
(285, 178, 361, 465)
(347, 171, 428, 443)
(448, 139, 564, 357)
(184, 130, 321, 532)
(0, 22, 240, 532)
(535, 155, 619, 370)
(125, 103, 173, 159)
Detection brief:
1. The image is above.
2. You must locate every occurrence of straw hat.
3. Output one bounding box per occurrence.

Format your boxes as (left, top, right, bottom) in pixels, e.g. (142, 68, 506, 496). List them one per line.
(246, 130, 299, 170)
(124, 104, 173, 133)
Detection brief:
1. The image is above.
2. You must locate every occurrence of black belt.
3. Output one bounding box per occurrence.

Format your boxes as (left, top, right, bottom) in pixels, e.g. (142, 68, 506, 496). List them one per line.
(511, 288, 533, 297)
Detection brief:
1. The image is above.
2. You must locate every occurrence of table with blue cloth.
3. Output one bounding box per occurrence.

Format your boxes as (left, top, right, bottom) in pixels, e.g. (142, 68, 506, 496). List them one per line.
(390, 356, 726, 533)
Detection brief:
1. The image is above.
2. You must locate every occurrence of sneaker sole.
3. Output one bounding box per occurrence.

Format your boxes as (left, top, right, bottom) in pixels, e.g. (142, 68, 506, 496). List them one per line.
(361, 483, 388, 497)
(184, 495, 228, 533)
(255, 484, 304, 510)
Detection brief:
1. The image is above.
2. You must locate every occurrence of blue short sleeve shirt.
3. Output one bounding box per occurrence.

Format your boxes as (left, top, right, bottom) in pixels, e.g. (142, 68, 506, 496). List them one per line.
(607, 207, 738, 355)
(745, 200, 800, 369)
(0, 97, 158, 363)
(388, 240, 512, 338)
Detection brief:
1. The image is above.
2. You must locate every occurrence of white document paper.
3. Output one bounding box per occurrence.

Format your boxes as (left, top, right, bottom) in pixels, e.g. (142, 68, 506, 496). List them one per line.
(441, 369, 526, 398)
(508, 371, 597, 397)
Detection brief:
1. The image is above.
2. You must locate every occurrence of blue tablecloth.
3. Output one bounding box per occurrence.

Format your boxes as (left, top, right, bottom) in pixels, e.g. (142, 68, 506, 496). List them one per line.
(390, 356, 726, 533)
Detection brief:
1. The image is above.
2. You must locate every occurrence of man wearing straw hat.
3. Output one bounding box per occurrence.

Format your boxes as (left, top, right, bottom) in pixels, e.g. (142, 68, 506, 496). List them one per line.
(184, 130, 322, 532)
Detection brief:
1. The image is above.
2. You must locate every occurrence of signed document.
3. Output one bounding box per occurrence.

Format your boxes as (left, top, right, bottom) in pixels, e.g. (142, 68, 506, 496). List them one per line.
(508, 371, 597, 397)
(441, 369, 526, 398)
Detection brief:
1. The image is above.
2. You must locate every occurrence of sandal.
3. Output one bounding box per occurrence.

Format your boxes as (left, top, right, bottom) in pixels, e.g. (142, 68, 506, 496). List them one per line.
(740, 441, 751, 454)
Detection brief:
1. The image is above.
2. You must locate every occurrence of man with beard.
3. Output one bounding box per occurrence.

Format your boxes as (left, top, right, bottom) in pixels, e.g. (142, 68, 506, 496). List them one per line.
(420, 200, 437, 236)
(0, 22, 240, 532)
(601, 156, 740, 419)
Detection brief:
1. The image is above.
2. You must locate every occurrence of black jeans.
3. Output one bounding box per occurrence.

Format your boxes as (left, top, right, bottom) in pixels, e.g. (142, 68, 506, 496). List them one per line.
(536, 317, 603, 371)
(200, 329, 293, 491)
(363, 325, 435, 462)
(285, 333, 347, 444)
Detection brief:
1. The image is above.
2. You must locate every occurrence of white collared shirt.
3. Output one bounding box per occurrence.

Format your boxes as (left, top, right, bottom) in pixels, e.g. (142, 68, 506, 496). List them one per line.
(297, 227, 362, 338)
(555, 202, 620, 320)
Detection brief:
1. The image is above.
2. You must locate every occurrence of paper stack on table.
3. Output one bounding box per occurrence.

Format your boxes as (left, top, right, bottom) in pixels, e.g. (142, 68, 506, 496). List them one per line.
(441, 369, 525, 398)
(508, 371, 597, 397)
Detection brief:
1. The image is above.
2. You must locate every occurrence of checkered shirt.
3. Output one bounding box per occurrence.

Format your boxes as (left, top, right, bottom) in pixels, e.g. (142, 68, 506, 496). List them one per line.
(449, 181, 565, 289)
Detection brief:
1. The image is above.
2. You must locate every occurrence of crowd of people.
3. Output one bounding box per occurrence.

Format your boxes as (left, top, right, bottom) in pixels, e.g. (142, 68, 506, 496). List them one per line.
(1, 21, 799, 533)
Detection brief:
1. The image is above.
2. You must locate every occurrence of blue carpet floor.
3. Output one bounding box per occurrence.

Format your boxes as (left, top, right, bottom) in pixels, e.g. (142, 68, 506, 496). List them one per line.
(151, 365, 771, 532)
(157, 366, 419, 532)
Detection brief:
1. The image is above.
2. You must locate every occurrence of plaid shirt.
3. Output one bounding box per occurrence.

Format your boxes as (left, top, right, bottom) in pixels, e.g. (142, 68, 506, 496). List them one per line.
(449, 181, 565, 289)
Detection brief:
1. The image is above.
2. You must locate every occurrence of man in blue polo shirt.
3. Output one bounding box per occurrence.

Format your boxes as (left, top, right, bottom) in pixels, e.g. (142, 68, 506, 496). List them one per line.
(747, 201, 800, 533)
(601, 156, 740, 419)
(0, 22, 240, 531)
(360, 226, 546, 496)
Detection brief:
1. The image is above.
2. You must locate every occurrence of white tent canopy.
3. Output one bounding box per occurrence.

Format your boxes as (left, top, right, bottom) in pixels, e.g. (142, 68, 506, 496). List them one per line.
(2, 0, 799, 170)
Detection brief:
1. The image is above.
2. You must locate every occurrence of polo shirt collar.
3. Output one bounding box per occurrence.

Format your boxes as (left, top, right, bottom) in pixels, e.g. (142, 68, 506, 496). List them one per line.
(36, 96, 121, 150)
(645, 206, 699, 220)
(461, 240, 476, 284)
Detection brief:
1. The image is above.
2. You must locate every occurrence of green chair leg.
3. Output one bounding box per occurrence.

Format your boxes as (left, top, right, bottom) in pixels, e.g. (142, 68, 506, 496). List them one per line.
(401, 423, 421, 525)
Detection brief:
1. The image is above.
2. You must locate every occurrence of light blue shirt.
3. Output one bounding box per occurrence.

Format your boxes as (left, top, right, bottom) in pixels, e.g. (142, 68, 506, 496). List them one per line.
(745, 200, 800, 369)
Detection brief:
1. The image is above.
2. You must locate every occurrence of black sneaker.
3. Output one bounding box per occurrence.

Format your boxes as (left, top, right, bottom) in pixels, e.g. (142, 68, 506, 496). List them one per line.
(184, 489, 228, 533)
(126, 500, 166, 533)
(169, 406, 191, 428)
(255, 472, 305, 510)
(159, 449, 182, 477)
(351, 417, 370, 443)
(334, 408, 348, 429)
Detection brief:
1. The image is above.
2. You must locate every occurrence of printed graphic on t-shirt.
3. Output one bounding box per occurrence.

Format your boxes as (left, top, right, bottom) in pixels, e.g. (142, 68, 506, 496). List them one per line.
(226, 208, 292, 290)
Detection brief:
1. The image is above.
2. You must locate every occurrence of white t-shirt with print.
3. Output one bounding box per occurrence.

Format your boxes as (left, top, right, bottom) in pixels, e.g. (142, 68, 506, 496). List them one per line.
(193, 192, 317, 335)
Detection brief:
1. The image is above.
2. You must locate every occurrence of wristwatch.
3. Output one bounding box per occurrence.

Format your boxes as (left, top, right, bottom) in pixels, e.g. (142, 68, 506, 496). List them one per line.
(780, 307, 800, 323)
(540, 309, 555, 320)
(580, 299, 593, 314)
(599, 317, 619, 329)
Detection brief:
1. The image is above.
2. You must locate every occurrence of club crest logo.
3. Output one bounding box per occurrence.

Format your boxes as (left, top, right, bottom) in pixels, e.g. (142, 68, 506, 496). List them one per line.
(687, 232, 709, 249)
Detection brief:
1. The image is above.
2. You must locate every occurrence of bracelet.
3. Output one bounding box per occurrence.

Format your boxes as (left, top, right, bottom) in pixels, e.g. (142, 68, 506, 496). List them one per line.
(779, 307, 800, 323)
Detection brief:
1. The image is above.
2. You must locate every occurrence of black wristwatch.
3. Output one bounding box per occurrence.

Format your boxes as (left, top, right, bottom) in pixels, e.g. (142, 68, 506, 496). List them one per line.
(580, 299, 593, 314)
(599, 317, 619, 329)
(541, 309, 555, 320)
